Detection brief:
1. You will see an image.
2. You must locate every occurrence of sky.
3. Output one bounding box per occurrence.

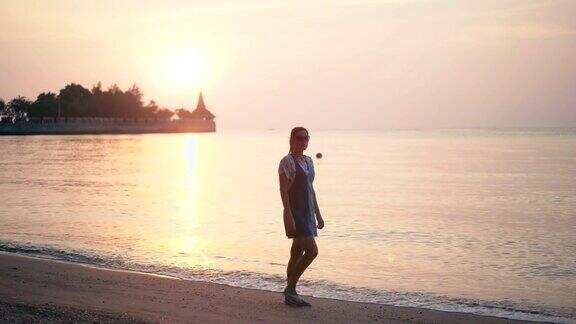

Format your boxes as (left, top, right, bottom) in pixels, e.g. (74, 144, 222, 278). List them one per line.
(1, 0, 575, 130)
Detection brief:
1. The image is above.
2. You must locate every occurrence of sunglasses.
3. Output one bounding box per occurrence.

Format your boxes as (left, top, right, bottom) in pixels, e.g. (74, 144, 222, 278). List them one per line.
(295, 135, 310, 141)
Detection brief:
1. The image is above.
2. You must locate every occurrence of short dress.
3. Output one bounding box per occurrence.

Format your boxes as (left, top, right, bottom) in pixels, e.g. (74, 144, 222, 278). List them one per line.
(278, 153, 317, 238)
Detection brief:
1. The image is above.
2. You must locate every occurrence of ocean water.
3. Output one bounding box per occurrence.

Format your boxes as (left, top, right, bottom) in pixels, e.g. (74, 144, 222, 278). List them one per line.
(0, 129, 575, 323)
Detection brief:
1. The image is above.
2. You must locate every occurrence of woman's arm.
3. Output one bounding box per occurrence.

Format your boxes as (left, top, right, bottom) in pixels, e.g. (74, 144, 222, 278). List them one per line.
(311, 184, 324, 229)
(279, 172, 296, 236)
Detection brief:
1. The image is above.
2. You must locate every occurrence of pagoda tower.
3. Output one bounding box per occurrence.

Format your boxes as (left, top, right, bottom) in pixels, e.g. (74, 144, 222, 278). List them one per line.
(190, 92, 215, 120)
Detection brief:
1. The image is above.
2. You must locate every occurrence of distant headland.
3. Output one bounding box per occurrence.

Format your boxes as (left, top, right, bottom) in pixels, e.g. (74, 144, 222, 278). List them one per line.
(0, 82, 216, 135)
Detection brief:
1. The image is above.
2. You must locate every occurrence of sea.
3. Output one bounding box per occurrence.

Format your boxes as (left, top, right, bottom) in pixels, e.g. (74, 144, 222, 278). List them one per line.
(0, 128, 574, 323)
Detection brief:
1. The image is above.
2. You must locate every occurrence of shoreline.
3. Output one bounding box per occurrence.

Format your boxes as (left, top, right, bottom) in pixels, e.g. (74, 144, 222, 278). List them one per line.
(0, 252, 538, 323)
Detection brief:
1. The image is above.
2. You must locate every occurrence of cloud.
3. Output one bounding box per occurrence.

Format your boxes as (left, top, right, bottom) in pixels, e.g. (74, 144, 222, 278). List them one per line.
(467, 23, 576, 42)
(491, 0, 563, 17)
(159, 0, 433, 12)
(505, 24, 576, 39)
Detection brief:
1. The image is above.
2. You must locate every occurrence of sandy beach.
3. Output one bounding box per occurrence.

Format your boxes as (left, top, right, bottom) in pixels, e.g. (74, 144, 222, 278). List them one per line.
(0, 252, 536, 323)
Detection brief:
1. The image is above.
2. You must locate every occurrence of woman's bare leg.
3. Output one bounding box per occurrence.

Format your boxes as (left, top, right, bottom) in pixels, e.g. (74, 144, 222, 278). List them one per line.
(289, 236, 318, 293)
(286, 239, 304, 293)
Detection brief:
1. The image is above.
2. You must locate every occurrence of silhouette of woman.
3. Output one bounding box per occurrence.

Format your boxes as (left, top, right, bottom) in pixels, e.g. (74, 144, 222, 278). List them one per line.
(278, 127, 325, 307)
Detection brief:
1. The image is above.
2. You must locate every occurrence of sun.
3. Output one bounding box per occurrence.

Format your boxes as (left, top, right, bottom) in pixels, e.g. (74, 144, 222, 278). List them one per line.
(164, 48, 205, 88)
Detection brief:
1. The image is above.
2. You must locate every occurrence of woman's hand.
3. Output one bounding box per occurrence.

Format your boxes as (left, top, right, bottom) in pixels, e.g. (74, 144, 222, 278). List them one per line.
(317, 216, 324, 229)
(284, 209, 296, 237)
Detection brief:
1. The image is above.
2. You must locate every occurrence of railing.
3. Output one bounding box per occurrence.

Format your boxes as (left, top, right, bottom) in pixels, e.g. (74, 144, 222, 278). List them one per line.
(0, 117, 216, 134)
(1, 117, 213, 124)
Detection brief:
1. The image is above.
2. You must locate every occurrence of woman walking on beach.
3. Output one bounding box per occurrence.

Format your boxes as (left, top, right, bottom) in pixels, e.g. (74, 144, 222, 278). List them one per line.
(278, 127, 324, 307)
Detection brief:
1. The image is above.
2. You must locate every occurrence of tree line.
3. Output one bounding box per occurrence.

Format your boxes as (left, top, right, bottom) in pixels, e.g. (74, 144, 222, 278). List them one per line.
(0, 82, 194, 120)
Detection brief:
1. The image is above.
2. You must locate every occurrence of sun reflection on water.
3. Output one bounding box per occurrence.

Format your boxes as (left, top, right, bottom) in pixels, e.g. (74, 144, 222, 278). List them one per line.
(137, 134, 214, 268)
(174, 135, 210, 266)
(180, 135, 199, 225)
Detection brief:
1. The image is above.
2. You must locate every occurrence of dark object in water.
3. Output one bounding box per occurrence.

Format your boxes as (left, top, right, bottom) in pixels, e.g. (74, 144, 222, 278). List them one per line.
(316, 152, 322, 159)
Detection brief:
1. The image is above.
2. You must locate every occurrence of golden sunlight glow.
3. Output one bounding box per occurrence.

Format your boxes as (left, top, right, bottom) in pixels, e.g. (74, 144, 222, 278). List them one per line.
(175, 135, 201, 231)
(164, 48, 205, 89)
(181, 135, 200, 217)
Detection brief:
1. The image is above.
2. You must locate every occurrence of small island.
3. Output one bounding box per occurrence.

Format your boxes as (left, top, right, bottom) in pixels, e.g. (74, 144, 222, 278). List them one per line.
(0, 82, 216, 135)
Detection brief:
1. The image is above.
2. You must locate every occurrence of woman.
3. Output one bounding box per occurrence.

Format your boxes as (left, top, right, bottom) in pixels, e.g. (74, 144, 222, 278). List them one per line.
(278, 126, 325, 307)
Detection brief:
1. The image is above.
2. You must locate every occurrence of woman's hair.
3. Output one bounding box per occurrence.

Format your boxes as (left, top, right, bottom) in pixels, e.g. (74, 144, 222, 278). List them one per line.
(289, 126, 309, 153)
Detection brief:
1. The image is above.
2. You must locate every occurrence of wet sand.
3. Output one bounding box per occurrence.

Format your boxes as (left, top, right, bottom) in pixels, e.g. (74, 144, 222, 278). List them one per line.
(0, 252, 533, 323)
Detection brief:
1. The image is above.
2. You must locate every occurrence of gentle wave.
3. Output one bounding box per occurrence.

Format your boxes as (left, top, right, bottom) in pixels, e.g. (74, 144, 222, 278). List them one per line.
(0, 241, 573, 323)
